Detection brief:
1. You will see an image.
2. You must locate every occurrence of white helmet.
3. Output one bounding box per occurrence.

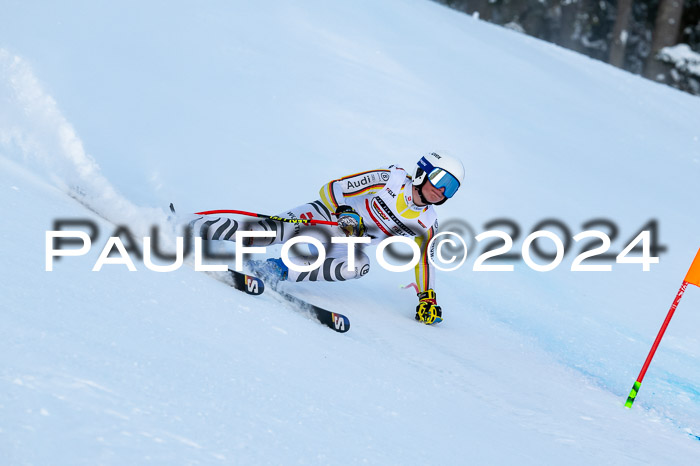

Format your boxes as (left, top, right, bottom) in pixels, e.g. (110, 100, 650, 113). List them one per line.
(412, 151, 465, 205)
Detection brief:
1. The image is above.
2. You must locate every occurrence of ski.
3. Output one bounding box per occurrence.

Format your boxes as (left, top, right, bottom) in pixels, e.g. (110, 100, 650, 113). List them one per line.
(170, 201, 349, 333)
(272, 288, 350, 333)
(226, 269, 350, 333)
(225, 269, 265, 295)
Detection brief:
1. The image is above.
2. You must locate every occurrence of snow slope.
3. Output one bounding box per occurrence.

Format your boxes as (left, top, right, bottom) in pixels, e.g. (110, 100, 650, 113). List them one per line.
(2, 0, 700, 463)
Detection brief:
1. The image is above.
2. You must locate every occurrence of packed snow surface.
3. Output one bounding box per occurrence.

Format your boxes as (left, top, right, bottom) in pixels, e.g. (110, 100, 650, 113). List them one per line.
(2, 0, 700, 464)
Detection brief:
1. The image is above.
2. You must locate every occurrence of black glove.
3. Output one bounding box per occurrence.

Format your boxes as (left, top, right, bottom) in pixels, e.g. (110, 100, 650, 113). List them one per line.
(415, 289, 443, 324)
(335, 205, 366, 237)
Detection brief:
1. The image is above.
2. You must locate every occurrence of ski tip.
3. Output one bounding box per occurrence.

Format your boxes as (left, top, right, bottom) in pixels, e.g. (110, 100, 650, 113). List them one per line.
(330, 313, 350, 333)
(246, 274, 265, 295)
(227, 268, 265, 295)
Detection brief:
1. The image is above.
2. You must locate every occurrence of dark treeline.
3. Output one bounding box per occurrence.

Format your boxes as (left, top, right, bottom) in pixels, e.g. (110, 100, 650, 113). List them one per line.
(435, 0, 700, 95)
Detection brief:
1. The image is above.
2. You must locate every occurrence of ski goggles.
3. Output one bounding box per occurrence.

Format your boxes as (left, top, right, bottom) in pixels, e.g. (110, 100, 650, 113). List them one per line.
(417, 156, 461, 198)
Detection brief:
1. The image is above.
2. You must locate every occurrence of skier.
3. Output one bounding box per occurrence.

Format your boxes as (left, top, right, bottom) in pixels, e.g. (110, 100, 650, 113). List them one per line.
(192, 151, 465, 325)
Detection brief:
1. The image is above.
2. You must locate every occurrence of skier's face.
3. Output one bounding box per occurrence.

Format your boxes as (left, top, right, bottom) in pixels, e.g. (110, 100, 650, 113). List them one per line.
(413, 181, 447, 206)
(423, 180, 447, 204)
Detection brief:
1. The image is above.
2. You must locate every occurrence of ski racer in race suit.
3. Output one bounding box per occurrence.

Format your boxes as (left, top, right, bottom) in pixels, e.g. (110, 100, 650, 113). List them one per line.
(193, 152, 465, 325)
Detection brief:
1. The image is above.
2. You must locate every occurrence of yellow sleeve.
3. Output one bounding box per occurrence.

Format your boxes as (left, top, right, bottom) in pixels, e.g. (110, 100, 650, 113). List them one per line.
(414, 225, 436, 293)
(319, 179, 342, 212)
